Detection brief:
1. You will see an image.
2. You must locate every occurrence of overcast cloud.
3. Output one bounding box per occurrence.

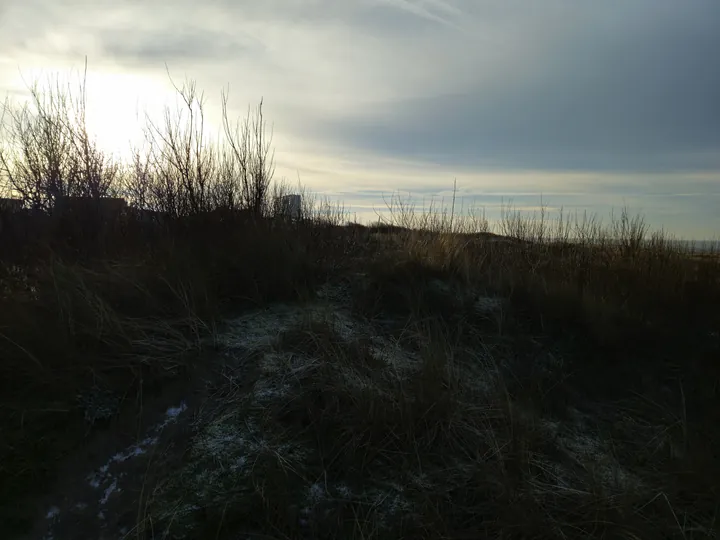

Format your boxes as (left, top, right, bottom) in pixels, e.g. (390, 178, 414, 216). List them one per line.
(0, 0, 718, 237)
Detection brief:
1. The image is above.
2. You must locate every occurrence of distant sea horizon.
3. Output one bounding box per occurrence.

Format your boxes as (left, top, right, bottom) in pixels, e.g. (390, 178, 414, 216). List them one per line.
(669, 239, 719, 253)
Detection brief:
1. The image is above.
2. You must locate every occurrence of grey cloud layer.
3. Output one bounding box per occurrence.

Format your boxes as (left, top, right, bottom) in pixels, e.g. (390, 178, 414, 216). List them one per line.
(1, 0, 719, 175)
(302, 1, 720, 173)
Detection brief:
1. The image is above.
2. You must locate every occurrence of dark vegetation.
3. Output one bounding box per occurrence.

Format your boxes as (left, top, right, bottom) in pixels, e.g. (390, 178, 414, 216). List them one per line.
(1, 70, 718, 539)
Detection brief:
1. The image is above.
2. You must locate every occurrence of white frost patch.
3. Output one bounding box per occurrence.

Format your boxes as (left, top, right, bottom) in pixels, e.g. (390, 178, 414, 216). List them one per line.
(298, 482, 329, 525)
(561, 433, 603, 461)
(253, 378, 293, 402)
(335, 483, 353, 498)
(81, 398, 189, 517)
(230, 456, 248, 471)
(528, 456, 576, 492)
(100, 479, 118, 505)
(87, 473, 102, 489)
(307, 482, 326, 504)
(407, 473, 434, 491)
(367, 485, 414, 523)
(540, 419, 562, 438)
(195, 415, 309, 467)
(297, 480, 414, 530)
(557, 432, 644, 492)
(111, 437, 157, 463)
(474, 296, 503, 314)
(157, 402, 188, 431)
(194, 419, 251, 462)
(166, 403, 187, 419)
(45, 506, 60, 519)
(150, 407, 314, 512)
(219, 306, 302, 352)
(147, 289, 509, 535)
(329, 310, 360, 341)
(340, 369, 390, 395)
(370, 336, 420, 375)
(261, 351, 320, 378)
(218, 297, 374, 371)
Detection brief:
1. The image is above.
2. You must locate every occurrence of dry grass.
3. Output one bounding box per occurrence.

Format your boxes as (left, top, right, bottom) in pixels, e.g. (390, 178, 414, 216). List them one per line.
(140, 243, 719, 538)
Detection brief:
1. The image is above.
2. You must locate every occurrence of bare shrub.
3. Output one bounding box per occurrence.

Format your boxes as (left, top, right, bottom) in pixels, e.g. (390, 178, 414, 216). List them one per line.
(0, 64, 120, 213)
(220, 90, 275, 216)
(122, 77, 276, 223)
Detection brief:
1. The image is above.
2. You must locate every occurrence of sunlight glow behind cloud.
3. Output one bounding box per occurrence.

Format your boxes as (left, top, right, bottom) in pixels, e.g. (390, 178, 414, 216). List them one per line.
(0, 0, 718, 237)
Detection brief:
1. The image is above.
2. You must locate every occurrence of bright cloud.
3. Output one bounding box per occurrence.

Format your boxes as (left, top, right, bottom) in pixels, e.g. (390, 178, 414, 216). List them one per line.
(0, 0, 718, 237)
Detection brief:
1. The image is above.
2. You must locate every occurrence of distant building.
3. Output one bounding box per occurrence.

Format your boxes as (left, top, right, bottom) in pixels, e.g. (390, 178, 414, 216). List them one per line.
(278, 194, 302, 221)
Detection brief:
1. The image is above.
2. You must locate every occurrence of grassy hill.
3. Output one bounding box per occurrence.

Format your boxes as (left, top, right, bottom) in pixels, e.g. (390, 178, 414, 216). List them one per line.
(1, 74, 719, 539)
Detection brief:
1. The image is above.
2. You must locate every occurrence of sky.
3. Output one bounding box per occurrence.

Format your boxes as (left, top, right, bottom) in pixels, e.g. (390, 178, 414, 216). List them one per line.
(0, 0, 719, 238)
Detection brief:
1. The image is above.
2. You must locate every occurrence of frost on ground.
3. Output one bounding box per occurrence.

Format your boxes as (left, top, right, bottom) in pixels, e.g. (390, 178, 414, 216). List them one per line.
(45, 507, 60, 520)
(40, 401, 189, 539)
(146, 284, 432, 536)
(142, 281, 654, 537)
(84, 402, 187, 495)
(37, 278, 675, 538)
